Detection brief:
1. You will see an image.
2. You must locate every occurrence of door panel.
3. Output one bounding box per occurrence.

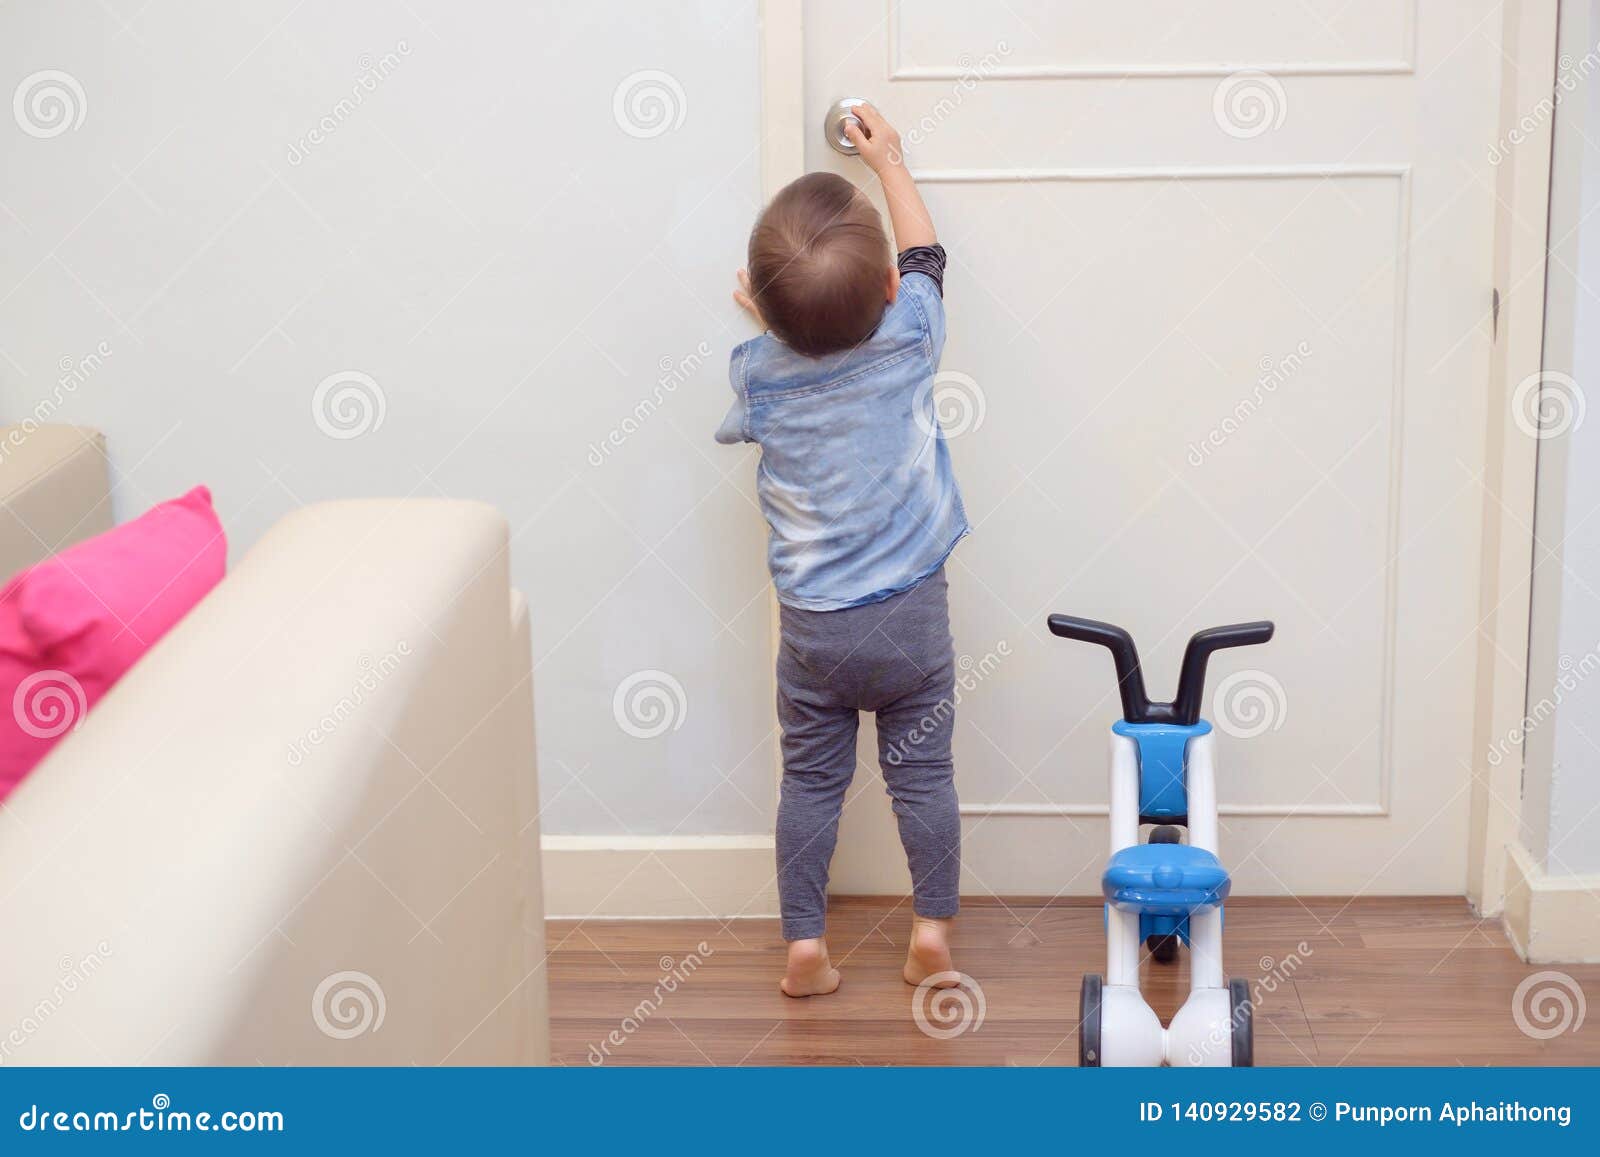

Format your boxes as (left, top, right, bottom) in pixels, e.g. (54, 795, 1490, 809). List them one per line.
(800, 1, 1503, 894)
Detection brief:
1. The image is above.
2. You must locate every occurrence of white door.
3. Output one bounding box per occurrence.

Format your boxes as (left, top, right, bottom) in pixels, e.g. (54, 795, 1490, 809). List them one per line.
(785, 1, 1509, 895)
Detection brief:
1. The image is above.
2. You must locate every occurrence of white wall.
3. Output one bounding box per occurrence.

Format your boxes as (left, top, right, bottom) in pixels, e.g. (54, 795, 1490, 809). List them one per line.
(0, 2, 776, 837)
(1523, 0, 1600, 878)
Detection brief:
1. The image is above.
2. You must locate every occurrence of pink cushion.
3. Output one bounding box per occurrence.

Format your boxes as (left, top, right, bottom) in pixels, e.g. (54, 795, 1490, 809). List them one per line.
(0, 486, 225, 798)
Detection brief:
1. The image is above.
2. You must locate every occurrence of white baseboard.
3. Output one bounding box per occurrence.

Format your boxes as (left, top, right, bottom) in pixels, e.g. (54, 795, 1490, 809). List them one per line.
(540, 835, 778, 919)
(1503, 839, 1600, 963)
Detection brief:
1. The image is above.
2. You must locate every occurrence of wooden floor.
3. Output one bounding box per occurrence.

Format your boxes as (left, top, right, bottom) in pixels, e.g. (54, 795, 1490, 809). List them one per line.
(548, 896, 1600, 1066)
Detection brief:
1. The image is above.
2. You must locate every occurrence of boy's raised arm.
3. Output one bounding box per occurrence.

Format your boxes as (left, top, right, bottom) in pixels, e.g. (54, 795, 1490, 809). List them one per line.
(843, 104, 937, 251)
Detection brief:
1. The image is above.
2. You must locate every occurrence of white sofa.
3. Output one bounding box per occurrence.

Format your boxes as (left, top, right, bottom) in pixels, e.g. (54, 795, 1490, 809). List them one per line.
(0, 430, 548, 1064)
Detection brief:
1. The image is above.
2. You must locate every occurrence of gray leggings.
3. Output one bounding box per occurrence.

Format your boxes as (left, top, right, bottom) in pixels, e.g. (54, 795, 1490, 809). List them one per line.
(774, 569, 961, 941)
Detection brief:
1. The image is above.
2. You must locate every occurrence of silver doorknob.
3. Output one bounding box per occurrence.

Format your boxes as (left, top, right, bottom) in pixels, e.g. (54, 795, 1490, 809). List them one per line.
(824, 97, 867, 156)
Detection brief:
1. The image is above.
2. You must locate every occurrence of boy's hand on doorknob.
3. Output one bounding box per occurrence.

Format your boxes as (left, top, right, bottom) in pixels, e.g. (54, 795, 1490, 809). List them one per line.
(842, 102, 904, 173)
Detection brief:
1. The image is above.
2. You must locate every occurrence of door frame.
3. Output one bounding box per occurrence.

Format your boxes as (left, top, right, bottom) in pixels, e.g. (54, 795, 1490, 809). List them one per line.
(1464, 0, 1556, 920)
(756, 0, 1553, 905)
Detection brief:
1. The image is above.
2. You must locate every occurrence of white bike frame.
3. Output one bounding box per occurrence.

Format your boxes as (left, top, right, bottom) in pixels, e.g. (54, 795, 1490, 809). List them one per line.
(1100, 727, 1233, 1067)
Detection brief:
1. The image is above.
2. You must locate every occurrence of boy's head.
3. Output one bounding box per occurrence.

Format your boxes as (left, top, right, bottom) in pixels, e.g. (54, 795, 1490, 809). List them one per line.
(747, 172, 897, 356)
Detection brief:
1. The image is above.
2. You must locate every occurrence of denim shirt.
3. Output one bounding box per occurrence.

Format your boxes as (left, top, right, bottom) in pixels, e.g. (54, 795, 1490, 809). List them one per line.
(715, 271, 970, 611)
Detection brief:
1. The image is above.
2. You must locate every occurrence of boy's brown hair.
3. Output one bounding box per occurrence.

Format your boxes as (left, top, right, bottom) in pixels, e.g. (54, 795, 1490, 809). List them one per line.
(747, 172, 891, 357)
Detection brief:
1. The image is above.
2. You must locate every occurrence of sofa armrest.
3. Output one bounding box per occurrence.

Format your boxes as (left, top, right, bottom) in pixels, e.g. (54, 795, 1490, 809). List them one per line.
(0, 499, 545, 1064)
(0, 425, 113, 580)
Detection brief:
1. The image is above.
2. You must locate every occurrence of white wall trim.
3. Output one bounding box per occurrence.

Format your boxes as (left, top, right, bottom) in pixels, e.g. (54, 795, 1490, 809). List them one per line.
(884, 0, 1417, 79)
(541, 836, 778, 919)
(887, 62, 1417, 82)
(1502, 839, 1600, 963)
(912, 163, 1410, 183)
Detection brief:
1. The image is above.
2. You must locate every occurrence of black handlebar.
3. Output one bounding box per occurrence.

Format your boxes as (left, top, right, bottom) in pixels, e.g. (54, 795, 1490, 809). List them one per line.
(1047, 614, 1274, 725)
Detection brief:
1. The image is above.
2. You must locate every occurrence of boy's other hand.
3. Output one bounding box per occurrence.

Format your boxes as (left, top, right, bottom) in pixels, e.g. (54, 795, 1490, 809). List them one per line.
(733, 269, 766, 330)
(842, 103, 903, 173)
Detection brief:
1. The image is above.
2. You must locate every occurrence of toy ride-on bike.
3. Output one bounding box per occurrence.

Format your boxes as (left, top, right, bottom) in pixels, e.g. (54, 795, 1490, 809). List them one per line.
(1047, 614, 1274, 1067)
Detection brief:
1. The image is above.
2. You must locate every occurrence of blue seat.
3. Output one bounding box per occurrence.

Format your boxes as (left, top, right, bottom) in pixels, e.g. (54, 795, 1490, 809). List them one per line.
(1102, 843, 1231, 916)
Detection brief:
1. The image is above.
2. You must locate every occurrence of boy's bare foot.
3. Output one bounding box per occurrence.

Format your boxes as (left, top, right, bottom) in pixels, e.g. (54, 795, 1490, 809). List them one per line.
(781, 937, 841, 997)
(903, 916, 958, 986)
